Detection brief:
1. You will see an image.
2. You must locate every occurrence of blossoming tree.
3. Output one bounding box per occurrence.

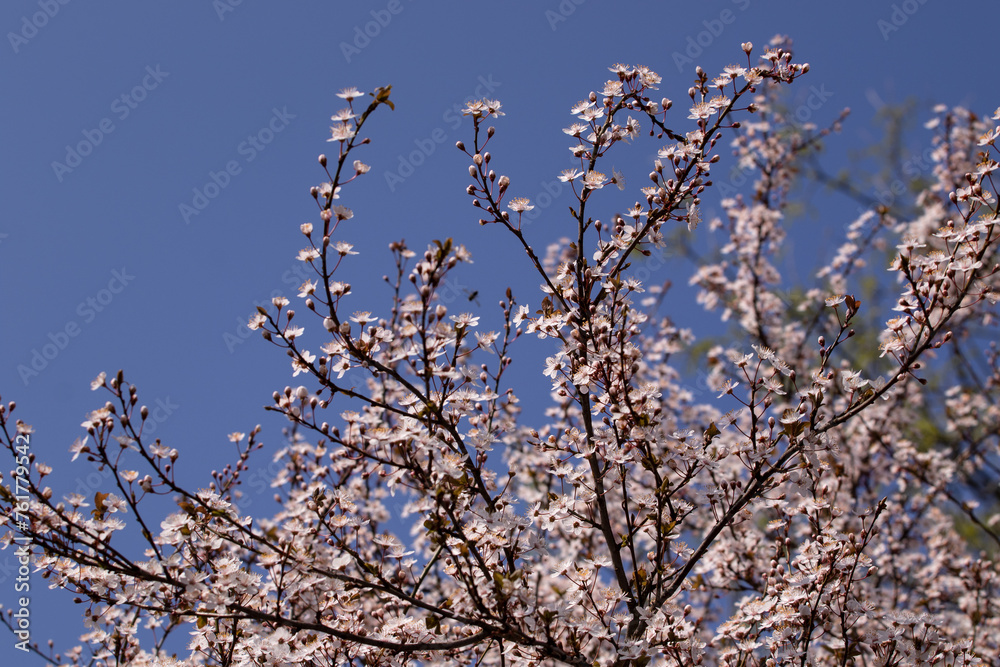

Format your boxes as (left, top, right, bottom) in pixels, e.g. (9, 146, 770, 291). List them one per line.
(3, 38, 1000, 666)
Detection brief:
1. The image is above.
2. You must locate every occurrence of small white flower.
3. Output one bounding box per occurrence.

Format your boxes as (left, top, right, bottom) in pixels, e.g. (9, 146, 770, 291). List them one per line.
(508, 198, 534, 213)
(687, 202, 701, 231)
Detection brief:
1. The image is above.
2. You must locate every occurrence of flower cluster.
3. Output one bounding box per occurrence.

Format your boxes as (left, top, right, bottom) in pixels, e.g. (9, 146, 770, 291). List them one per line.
(2, 40, 999, 667)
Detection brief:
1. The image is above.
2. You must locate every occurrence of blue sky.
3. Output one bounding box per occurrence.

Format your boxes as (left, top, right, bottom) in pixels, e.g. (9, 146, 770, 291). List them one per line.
(2, 0, 999, 662)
